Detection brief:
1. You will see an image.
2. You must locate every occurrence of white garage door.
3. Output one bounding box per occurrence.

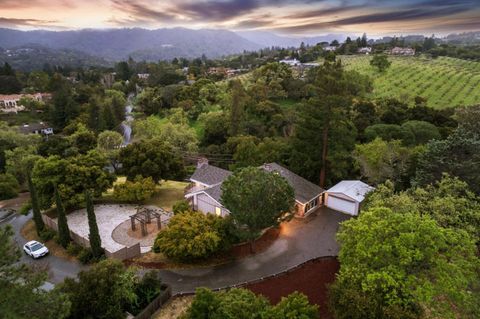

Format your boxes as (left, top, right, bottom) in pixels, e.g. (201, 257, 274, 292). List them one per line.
(326, 195, 357, 215)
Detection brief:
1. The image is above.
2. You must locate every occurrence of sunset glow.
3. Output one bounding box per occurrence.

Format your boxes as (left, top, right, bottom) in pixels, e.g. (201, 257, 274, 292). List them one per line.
(1, 0, 479, 36)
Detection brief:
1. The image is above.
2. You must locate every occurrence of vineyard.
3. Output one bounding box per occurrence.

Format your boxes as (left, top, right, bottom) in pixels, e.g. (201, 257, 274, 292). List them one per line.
(339, 55, 480, 109)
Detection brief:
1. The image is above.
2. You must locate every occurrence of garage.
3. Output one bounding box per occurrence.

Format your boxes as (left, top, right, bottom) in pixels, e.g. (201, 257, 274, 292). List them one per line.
(325, 180, 374, 216)
(324, 194, 357, 215)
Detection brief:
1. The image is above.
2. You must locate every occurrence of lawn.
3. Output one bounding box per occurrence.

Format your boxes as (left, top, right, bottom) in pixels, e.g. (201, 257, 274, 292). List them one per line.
(102, 178, 188, 211)
(145, 180, 189, 211)
(152, 295, 194, 319)
(337, 55, 480, 109)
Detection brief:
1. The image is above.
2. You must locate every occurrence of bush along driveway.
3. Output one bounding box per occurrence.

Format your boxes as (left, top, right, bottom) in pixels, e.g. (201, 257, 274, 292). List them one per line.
(155, 207, 350, 293)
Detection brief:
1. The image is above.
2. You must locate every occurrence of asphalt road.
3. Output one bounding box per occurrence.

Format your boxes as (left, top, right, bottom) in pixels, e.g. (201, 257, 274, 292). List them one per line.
(1, 212, 86, 285)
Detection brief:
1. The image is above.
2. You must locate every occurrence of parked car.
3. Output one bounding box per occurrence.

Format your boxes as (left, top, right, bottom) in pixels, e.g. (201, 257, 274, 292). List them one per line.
(23, 240, 49, 259)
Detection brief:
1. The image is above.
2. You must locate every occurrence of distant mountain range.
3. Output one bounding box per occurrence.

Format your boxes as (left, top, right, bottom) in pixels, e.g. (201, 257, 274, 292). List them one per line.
(0, 27, 347, 64)
(0, 28, 262, 62)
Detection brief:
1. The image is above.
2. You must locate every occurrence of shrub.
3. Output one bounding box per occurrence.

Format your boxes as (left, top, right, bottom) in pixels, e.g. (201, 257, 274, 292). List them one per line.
(153, 211, 224, 262)
(66, 242, 83, 256)
(127, 270, 163, 315)
(19, 201, 32, 215)
(113, 175, 156, 203)
(78, 248, 94, 264)
(0, 173, 19, 200)
(172, 199, 191, 215)
(38, 228, 55, 242)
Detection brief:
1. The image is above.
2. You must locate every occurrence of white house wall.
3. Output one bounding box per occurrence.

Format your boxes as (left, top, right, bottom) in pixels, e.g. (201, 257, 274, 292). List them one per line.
(196, 193, 229, 217)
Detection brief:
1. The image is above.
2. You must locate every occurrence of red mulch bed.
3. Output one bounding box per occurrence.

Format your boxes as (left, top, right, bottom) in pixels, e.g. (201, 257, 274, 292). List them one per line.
(244, 257, 339, 319)
(231, 227, 280, 259)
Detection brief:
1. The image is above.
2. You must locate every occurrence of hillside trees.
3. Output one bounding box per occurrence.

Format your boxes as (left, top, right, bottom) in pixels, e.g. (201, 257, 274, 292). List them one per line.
(329, 207, 480, 319)
(221, 167, 295, 251)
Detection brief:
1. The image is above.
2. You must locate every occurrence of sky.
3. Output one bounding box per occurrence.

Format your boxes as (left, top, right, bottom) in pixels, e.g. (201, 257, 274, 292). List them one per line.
(1, 0, 479, 36)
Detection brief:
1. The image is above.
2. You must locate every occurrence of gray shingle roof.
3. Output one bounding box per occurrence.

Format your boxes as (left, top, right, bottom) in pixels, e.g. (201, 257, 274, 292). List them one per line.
(190, 164, 232, 186)
(203, 184, 223, 203)
(261, 163, 325, 204)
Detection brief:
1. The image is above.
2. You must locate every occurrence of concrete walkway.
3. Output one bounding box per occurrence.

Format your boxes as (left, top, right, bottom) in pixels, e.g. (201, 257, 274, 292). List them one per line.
(157, 207, 350, 293)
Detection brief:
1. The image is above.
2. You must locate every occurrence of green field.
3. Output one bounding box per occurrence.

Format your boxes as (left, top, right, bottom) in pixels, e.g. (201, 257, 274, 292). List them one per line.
(339, 55, 480, 109)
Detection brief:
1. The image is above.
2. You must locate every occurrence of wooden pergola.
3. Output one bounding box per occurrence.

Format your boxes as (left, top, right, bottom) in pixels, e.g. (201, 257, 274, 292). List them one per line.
(129, 206, 164, 236)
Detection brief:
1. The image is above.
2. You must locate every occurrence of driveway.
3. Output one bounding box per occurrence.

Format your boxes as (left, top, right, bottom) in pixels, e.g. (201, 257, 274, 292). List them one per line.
(157, 207, 350, 293)
(1, 212, 86, 284)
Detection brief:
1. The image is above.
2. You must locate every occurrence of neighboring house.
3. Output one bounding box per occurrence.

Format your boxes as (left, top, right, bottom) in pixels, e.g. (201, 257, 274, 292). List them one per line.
(390, 47, 416, 56)
(185, 160, 325, 218)
(19, 122, 54, 136)
(279, 58, 301, 66)
(137, 73, 150, 80)
(324, 46, 338, 52)
(358, 47, 372, 54)
(324, 180, 374, 216)
(0, 93, 51, 113)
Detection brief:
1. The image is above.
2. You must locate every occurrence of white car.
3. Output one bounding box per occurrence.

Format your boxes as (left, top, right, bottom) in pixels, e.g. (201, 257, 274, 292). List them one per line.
(23, 240, 49, 259)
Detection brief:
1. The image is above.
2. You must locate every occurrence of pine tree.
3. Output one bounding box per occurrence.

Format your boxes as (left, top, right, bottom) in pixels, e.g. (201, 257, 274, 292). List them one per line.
(85, 190, 103, 258)
(27, 172, 45, 235)
(55, 186, 71, 248)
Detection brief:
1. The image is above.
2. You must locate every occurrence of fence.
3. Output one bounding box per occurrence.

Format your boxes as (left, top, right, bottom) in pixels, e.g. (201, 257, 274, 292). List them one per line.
(41, 214, 141, 260)
(133, 284, 172, 319)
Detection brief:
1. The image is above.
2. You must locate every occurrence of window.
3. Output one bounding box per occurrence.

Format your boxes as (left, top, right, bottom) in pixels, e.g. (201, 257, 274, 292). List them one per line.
(215, 207, 222, 216)
(305, 197, 319, 212)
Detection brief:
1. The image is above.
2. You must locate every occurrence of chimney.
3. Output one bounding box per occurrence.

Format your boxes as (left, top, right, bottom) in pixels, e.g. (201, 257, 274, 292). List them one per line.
(197, 157, 209, 168)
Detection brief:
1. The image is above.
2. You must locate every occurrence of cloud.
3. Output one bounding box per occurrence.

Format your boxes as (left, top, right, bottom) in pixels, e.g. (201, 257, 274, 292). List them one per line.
(0, 17, 59, 28)
(176, 0, 260, 21)
(109, 0, 177, 24)
(273, 4, 479, 33)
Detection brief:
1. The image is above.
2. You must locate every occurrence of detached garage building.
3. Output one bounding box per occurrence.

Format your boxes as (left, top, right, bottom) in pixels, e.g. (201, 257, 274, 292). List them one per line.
(325, 181, 374, 216)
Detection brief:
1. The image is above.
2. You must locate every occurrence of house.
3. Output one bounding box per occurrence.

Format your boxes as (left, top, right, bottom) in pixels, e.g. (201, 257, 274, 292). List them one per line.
(324, 46, 338, 52)
(279, 58, 301, 66)
(358, 47, 372, 54)
(185, 160, 325, 218)
(390, 47, 416, 56)
(0, 93, 51, 113)
(18, 122, 54, 136)
(324, 180, 374, 216)
(137, 73, 150, 80)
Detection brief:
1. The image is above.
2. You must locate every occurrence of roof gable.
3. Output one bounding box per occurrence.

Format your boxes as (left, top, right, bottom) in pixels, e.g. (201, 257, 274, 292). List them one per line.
(190, 164, 231, 187)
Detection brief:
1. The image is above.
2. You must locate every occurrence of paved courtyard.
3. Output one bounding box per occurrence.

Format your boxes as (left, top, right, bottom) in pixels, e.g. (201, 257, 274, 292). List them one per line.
(64, 204, 169, 253)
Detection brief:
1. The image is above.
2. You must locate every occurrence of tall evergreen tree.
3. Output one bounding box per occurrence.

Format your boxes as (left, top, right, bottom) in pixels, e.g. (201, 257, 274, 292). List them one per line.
(27, 172, 45, 235)
(85, 190, 102, 258)
(55, 186, 70, 248)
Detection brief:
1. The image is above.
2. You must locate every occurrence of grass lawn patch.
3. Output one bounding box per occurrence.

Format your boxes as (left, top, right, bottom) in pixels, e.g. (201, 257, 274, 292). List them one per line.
(145, 180, 189, 211)
(152, 295, 194, 319)
(20, 219, 77, 262)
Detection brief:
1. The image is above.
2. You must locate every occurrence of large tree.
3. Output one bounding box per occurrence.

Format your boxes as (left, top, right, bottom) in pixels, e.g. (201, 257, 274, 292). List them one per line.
(28, 172, 45, 235)
(0, 225, 71, 318)
(85, 190, 103, 259)
(290, 60, 371, 187)
(119, 139, 185, 183)
(221, 167, 295, 251)
(55, 186, 71, 248)
(414, 128, 480, 194)
(329, 207, 480, 319)
(32, 150, 115, 209)
(58, 259, 136, 319)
